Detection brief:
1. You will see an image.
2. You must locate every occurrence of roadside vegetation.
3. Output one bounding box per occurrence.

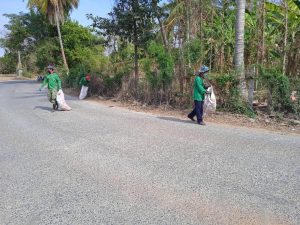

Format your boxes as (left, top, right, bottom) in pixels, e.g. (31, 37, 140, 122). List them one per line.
(0, 0, 299, 121)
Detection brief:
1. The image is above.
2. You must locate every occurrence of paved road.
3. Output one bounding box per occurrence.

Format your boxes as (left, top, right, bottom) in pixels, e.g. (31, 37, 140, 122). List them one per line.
(0, 80, 299, 225)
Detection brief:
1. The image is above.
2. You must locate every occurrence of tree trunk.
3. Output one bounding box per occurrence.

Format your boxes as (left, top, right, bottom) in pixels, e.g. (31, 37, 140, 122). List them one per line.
(133, 21, 139, 83)
(152, 0, 169, 50)
(282, 0, 288, 74)
(209, 8, 214, 71)
(55, 8, 69, 73)
(158, 16, 169, 50)
(234, 0, 247, 100)
(185, 0, 191, 68)
(261, 0, 265, 64)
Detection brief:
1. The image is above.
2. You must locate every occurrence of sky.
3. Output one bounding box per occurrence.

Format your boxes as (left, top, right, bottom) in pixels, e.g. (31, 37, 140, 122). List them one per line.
(0, 0, 115, 56)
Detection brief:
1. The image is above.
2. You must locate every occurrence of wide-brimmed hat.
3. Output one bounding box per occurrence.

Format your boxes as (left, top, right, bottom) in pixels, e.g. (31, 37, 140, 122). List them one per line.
(198, 65, 209, 73)
(46, 65, 54, 70)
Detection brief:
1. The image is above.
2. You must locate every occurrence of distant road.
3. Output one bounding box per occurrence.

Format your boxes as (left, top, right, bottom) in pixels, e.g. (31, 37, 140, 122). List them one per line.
(0, 80, 299, 225)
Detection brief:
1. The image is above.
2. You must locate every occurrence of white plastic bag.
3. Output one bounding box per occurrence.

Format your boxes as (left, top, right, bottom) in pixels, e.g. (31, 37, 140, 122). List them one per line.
(204, 86, 216, 114)
(56, 90, 72, 111)
(79, 85, 88, 100)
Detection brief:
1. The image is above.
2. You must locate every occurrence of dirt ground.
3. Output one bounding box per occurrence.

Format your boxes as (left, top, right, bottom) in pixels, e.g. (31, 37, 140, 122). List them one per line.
(64, 88, 300, 136)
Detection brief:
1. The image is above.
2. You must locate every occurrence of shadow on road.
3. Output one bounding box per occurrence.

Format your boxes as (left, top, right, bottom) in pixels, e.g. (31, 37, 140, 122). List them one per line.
(0, 80, 36, 85)
(15, 94, 45, 99)
(157, 116, 195, 125)
(34, 106, 52, 112)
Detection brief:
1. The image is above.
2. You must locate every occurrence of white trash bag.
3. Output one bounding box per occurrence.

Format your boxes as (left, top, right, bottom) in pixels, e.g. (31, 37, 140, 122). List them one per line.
(204, 86, 217, 114)
(79, 85, 88, 100)
(56, 90, 72, 111)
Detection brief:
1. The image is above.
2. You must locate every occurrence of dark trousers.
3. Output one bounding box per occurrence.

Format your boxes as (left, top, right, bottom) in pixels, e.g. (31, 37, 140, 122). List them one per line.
(188, 100, 204, 123)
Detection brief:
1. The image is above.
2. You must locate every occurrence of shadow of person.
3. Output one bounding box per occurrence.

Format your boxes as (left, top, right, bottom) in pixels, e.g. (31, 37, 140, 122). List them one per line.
(34, 106, 52, 111)
(15, 94, 45, 99)
(157, 116, 195, 125)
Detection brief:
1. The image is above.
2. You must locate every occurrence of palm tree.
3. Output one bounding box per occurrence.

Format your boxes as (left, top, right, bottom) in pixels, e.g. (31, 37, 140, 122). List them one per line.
(28, 0, 79, 73)
(234, 0, 247, 99)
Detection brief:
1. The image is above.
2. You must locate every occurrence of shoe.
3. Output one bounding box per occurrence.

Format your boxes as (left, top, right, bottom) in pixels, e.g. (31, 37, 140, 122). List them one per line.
(55, 101, 59, 110)
(198, 121, 206, 125)
(51, 108, 55, 112)
(188, 115, 195, 121)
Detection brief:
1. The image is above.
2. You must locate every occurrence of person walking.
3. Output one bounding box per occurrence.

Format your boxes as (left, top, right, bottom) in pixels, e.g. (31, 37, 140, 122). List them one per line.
(187, 66, 210, 125)
(39, 65, 62, 112)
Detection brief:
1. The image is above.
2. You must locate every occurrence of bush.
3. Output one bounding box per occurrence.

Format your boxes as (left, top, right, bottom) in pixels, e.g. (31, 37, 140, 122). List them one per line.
(258, 67, 294, 113)
(62, 66, 86, 88)
(141, 41, 174, 104)
(212, 72, 255, 116)
(289, 78, 300, 117)
(88, 69, 129, 97)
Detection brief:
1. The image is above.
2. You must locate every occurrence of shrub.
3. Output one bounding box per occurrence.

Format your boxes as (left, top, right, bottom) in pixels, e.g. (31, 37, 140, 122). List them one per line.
(258, 67, 294, 113)
(212, 72, 255, 116)
(142, 41, 174, 104)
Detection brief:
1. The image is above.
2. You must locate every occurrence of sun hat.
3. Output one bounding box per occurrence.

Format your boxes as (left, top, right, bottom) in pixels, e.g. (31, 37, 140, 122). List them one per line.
(199, 65, 209, 73)
(46, 65, 54, 70)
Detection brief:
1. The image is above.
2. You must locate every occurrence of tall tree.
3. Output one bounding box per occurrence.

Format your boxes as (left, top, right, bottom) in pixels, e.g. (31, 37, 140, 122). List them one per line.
(27, 0, 79, 73)
(234, 0, 247, 99)
(282, 0, 288, 74)
(89, 0, 155, 83)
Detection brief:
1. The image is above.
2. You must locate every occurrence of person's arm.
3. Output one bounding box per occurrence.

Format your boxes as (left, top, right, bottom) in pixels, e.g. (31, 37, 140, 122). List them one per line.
(39, 76, 48, 89)
(56, 74, 62, 90)
(195, 77, 206, 95)
(79, 77, 84, 86)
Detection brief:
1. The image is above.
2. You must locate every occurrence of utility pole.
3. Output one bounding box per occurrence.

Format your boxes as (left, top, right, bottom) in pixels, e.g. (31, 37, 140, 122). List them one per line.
(17, 51, 22, 77)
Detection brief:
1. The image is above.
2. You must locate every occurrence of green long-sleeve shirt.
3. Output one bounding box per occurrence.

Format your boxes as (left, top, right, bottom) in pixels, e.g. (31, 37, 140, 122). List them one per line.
(79, 77, 89, 86)
(41, 73, 62, 91)
(193, 76, 206, 101)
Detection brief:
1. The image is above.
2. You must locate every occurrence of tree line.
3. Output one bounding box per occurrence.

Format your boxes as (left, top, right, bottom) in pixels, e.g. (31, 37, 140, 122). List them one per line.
(1, 0, 299, 116)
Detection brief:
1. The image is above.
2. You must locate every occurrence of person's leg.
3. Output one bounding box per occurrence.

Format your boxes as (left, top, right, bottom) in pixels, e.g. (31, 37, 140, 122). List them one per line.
(48, 90, 57, 111)
(199, 101, 205, 124)
(52, 89, 58, 110)
(195, 100, 203, 124)
(188, 101, 197, 121)
(47, 91, 52, 103)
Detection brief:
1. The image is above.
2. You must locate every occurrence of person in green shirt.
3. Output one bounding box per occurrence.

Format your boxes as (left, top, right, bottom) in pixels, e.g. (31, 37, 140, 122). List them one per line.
(79, 74, 91, 87)
(79, 74, 91, 100)
(39, 65, 62, 112)
(188, 66, 210, 125)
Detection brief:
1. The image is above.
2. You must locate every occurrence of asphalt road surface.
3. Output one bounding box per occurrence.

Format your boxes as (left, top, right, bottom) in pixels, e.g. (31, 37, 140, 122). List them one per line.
(0, 80, 299, 225)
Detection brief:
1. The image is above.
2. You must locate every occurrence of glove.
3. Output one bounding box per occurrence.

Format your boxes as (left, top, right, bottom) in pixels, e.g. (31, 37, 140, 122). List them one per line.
(206, 89, 212, 94)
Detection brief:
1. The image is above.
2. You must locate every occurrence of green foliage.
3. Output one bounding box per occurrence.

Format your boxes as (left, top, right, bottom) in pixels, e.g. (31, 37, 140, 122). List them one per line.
(290, 78, 300, 116)
(35, 38, 61, 70)
(213, 72, 255, 117)
(143, 41, 174, 89)
(88, 0, 155, 49)
(63, 66, 85, 88)
(258, 67, 294, 112)
(184, 38, 203, 65)
(0, 53, 16, 74)
(0, 10, 108, 76)
(61, 21, 106, 69)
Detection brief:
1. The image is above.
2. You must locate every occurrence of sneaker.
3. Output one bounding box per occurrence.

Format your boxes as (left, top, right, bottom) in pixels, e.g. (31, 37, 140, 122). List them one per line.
(198, 121, 206, 125)
(188, 115, 195, 122)
(51, 108, 55, 112)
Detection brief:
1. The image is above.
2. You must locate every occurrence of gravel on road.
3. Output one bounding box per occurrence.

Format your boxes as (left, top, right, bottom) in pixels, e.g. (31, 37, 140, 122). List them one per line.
(0, 80, 299, 225)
